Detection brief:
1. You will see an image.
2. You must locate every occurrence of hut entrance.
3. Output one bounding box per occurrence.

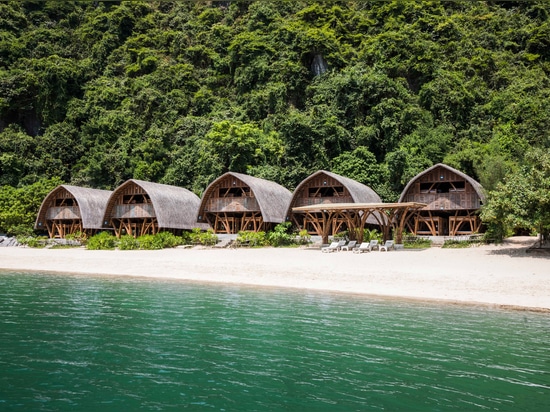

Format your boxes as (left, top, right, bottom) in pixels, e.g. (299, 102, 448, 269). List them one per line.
(207, 212, 266, 234)
(41, 192, 83, 238)
(107, 184, 158, 238)
(406, 210, 481, 236)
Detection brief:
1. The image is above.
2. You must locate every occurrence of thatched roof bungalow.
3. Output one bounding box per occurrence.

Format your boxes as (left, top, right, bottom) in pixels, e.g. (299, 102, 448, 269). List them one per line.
(35, 185, 112, 238)
(103, 179, 208, 237)
(197, 172, 292, 234)
(398, 163, 485, 236)
(288, 170, 383, 238)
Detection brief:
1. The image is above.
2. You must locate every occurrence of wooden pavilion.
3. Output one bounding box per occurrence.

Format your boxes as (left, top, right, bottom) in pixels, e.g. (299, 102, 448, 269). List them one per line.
(398, 163, 486, 236)
(197, 172, 292, 234)
(35, 185, 112, 238)
(292, 202, 426, 244)
(103, 179, 208, 237)
(287, 170, 383, 239)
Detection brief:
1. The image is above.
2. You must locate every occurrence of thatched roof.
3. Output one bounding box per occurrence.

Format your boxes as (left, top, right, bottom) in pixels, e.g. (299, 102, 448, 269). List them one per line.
(199, 172, 293, 223)
(105, 179, 209, 230)
(398, 163, 486, 204)
(287, 170, 383, 225)
(287, 170, 381, 213)
(35, 185, 112, 230)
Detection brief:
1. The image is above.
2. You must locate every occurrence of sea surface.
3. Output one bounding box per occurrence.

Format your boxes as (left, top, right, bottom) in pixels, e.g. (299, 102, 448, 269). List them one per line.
(0, 271, 549, 411)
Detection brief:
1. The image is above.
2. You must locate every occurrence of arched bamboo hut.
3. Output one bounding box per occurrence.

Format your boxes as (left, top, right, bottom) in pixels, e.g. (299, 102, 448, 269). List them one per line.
(103, 179, 208, 237)
(398, 163, 486, 236)
(288, 170, 383, 239)
(197, 172, 292, 234)
(35, 185, 112, 238)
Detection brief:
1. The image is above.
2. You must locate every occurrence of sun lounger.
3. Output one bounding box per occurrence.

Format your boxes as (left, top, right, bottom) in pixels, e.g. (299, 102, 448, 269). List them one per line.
(341, 240, 357, 251)
(322, 241, 340, 253)
(322, 240, 346, 252)
(353, 242, 371, 253)
(367, 239, 379, 251)
(379, 240, 394, 252)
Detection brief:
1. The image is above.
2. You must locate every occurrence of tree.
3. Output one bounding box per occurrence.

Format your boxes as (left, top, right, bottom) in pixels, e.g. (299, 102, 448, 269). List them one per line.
(0, 177, 62, 235)
(481, 148, 550, 244)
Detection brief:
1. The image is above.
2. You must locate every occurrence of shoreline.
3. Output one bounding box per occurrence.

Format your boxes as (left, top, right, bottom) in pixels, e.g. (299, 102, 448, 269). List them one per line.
(1, 237, 549, 312)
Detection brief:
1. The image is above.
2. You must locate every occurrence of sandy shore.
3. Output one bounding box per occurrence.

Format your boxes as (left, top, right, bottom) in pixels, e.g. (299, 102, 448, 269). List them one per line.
(1, 237, 549, 311)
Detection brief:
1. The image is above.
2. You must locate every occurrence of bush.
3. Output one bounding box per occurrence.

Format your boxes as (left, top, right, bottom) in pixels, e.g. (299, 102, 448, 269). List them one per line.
(118, 234, 140, 250)
(154, 231, 183, 248)
(298, 229, 311, 245)
(237, 230, 268, 246)
(266, 222, 294, 247)
(64, 231, 86, 246)
(188, 228, 203, 245)
(9, 225, 36, 238)
(136, 234, 163, 250)
(87, 232, 117, 250)
(189, 228, 218, 246)
(198, 229, 218, 246)
(17, 235, 47, 248)
(442, 238, 483, 248)
(403, 236, 432, 249)
(363, 228, 381, 242)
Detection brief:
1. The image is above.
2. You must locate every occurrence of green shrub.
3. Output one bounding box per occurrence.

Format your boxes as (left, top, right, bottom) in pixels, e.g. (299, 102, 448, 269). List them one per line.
(65, 231, 86, 245)
(442, 238, 483, 248)
(403, 236, 432, 249)
(363, 228, 381, 242)
(298, 229, 311, 245)
(17, 235, 47, 248)
(87, 232, 117, 250)
(118, 234, 140, 250)
(334, 231, 348, 241)
(180, 231, 191, 245)
(237, 230, 267, 246)
(137, 234, 163, 250)
(198, 229, 218, 246)
(10, 225, 36, 238)
(188, 227, 203, 245)
(155, 231, 183, 248)
(266, 222, 294, 247)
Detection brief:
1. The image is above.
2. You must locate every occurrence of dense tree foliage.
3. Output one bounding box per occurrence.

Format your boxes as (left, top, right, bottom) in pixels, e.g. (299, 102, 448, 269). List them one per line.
(1, 1, 550, 234)
(481, 148, 550, 242)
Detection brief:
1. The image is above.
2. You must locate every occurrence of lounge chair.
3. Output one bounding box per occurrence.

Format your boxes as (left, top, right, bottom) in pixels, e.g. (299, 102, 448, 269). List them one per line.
(379, 240, 394, 252)
(321, 241, 340, 253)
(367, 239, 379, 251)
(352, 242, 371, 253)
(341, 240, 357, 251)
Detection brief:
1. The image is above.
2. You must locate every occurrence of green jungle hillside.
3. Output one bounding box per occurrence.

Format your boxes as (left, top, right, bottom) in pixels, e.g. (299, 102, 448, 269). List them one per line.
(1, 0, 550, 239)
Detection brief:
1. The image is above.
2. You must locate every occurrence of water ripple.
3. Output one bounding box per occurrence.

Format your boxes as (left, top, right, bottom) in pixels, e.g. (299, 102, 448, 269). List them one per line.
(0, 272, 549, 411)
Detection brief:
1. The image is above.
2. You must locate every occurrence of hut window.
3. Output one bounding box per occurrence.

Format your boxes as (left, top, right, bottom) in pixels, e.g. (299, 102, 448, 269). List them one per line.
(420, 183, 436, 193)
(420, 182, 465, 193)
(219, 187, 250, 197)
(449, 181, 465, 192)
(309, 186, 344, 197)
(122, 194, 148, 204)
(55, 198, 75, 206)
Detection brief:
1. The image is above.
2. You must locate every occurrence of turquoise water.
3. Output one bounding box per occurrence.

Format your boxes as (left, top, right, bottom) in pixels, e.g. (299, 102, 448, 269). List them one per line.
(0, 272, 549, 411)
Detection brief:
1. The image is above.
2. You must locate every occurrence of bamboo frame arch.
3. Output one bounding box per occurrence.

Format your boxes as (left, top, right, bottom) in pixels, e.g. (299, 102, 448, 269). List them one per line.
(292, 202, 426, 244)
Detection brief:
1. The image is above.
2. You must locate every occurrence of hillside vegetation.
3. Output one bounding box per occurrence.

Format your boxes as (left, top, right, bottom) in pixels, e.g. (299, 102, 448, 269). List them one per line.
(1, 1, 549, 238)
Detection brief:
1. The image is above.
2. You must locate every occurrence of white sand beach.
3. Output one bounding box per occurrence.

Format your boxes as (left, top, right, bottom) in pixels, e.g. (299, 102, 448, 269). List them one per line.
(1, 237, 549, 311)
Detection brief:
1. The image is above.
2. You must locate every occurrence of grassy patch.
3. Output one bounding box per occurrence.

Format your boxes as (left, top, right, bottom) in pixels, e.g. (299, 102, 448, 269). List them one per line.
(403, 237, 432, 249)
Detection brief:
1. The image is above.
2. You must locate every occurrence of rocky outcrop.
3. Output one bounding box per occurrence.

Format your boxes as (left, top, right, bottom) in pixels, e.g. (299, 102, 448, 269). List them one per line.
(0, 236, 19, 247)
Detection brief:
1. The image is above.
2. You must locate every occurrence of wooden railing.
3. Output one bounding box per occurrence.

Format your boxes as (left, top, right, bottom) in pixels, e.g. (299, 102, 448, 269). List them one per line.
(293, 196, 354, 208)
(46, 206, 81, 220)
(403, 193, 481, 210)
(205, 197, 260, 212)
(112, 204, 155, 218)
